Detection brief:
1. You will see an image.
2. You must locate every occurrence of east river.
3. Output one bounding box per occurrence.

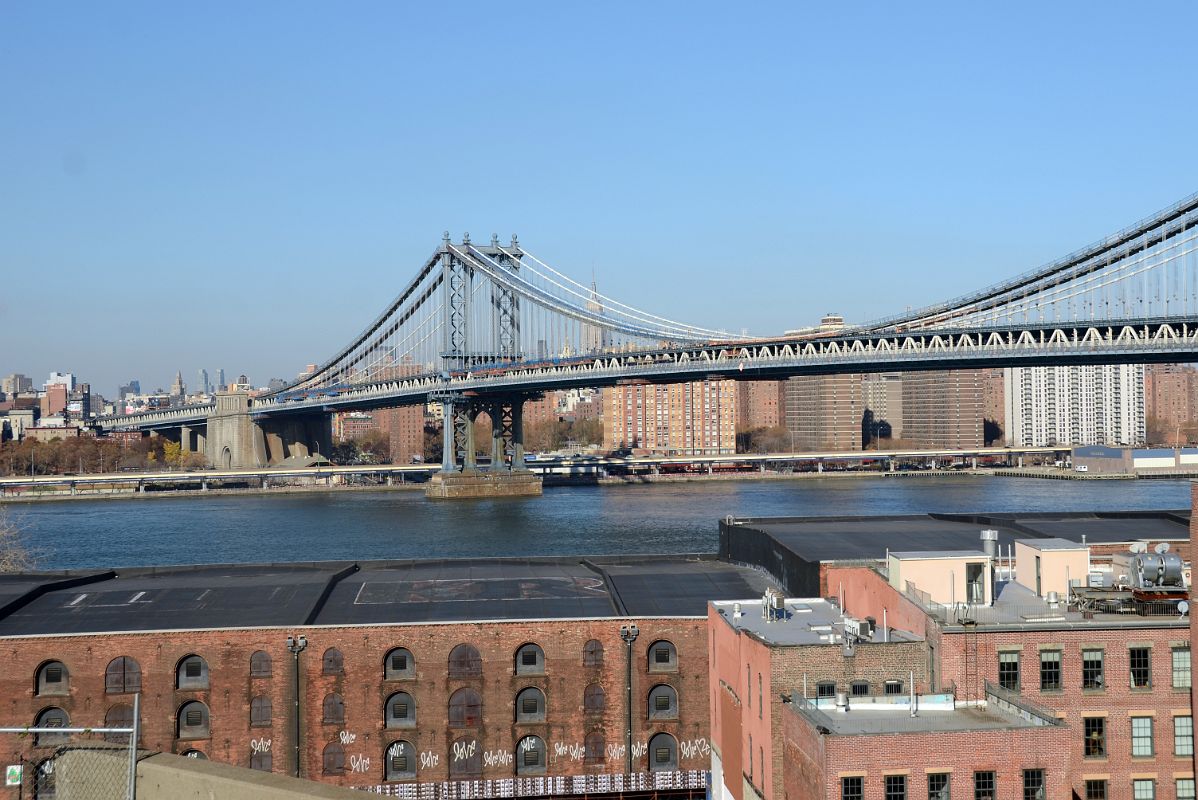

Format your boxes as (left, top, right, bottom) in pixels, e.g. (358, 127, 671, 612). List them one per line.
(8, 476, 1190, 571)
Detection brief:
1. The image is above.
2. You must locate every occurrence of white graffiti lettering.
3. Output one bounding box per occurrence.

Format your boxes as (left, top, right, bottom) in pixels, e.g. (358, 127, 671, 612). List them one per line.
(519, 737, 538, 752)
(250, 737, 272, 754)
(349, 754, 371, 774)
(553, 741, 586, 761)
(680, 738, 711, 759)
(631, 741, 647, 759)
(605, 743, 626, 761)
(453, 739, 478, 762)
(419, 751, 440, 769)
(482, 749, 513, 767)
(339, 730, 357, 745)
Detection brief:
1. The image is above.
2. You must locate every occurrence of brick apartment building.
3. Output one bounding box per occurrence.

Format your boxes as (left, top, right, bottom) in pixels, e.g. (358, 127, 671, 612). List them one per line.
(1146, 365, 1198, 443)
(0, 555, 773, 797)
(604, 381, 736, 455)
(715, 510, 1194, 800)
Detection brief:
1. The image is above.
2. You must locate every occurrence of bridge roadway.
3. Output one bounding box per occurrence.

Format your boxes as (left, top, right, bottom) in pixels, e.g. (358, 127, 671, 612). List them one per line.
(0, 446, 1064, 497)
(97, 316, 1198, 434)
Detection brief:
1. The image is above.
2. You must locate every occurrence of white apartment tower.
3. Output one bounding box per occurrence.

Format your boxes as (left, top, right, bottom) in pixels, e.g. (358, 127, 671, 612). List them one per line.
(1003, 364, 1145, 447)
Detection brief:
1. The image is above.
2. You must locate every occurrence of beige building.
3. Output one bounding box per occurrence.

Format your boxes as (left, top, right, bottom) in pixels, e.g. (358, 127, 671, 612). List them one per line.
(783, 374, 863, 451)
(604, 380, 736, 454)
(901, 369, 984, 449)
(861, 372, 903, 445)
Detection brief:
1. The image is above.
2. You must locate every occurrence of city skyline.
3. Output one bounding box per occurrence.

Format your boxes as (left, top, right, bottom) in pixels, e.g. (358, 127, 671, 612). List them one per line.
(4, 3, 1198, 392)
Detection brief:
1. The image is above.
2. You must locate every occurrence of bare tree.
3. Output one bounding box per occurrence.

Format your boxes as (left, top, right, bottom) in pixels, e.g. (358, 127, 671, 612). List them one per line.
(0, 507, 32, 572)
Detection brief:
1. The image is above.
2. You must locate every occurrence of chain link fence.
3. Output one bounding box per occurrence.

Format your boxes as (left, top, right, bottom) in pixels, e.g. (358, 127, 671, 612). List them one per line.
(0, 695, 139, 800)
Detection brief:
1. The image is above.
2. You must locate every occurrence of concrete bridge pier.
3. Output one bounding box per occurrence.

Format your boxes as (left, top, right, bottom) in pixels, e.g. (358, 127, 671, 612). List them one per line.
(205, 392, 267, 470)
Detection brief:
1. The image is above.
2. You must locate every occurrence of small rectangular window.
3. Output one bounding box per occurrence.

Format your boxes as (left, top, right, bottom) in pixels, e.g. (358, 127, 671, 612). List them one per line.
(1173, 647, 1192, 688)
(522, 651, 537, 666)
(1175, 715, 1194, 757)
(1177, 779, 1196, 800)
(1132, 779, 1154, 800)
(45, 667, 63, 683)
(885, 775, 907, 800)
(655, 694, 670, 711)
(841, 777, 864, 800)
(185, 710, 202, 727)
(974, 771, 996, 800)
(1082, 649, 1104, 689)
(392, 755, 408, 772)
(522, 698, 538, 715)
(655, 648, 670, 664)
(928, 773, 950, 800)
(391, 654, 407, 671)
(393, 702, 409, 719)
(185, 660, 201, 678)
(1084, 780, 1106, 800)
(655, 748, 670, 764)
(1131, 716, 1154, 756)
(523, 749, 538, 767)
(850, 681, 870, 697)
(1039, 650, 1061, 690)
(1129, 647, 1152, 688)
(1083, 717, 1105, 757)
(817, 682, 836, 698)
(885, 680, 903, 696)
(998, 652, 1019, 691)
(1022, 770, 1045, 800)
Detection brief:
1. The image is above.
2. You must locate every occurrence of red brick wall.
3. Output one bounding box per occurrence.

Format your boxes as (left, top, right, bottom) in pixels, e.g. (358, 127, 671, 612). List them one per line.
(781, 700, 826, 800)
(0, 617, 712, 789)
(937, 624, 1192, 798)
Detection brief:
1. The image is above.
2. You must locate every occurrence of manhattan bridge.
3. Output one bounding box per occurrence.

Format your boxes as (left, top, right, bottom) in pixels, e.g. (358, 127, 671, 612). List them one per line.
(99, 191, 1198, 478)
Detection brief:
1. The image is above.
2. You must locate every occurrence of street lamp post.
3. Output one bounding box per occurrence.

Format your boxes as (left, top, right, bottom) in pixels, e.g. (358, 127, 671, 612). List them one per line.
(286, 635, 308, 778)
(619, 623, 639, 775)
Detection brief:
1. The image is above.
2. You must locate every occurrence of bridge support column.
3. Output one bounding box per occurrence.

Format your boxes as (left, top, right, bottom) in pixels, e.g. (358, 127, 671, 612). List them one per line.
(180, 425, 193, 454)
(510, 398, 529, 473)
(425, 394, 540, 499)
(440, 399, 459, 474)
(488, 401, 507, 473)
(460, 408, 479, 473)
(1018, 456, 1024, 468)
(205, 392, 266, 470)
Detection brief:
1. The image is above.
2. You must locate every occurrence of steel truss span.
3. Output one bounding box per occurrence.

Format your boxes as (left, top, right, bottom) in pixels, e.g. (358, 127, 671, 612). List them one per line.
(97, 190, 1198, 431)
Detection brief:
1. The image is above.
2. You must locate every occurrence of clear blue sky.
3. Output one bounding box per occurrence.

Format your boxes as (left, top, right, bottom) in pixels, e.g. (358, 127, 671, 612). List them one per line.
(3, 2, 1197, 396)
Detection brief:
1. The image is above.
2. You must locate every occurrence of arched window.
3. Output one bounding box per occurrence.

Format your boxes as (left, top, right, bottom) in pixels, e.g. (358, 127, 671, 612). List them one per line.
(322, 648, 344, 675)
(850, 680, 870, 697)
(385, 740, 416, 780)
(449, 737, 481, 778)
(648, 640, 677, 672)
(385, 692, 416, 728)
(648, 733, 678, 771)
(585, 732, 605, 767)
(584, 683, 605, 714)
(176, 655, 209, 690)
(106, 657, 141, 694)
(181, 749, 207, 760)
(449, 644, 482, 678)
(515, 687, 546, 723)
(36, 661, 68, 696)
(250, 696, 272, 727)
(34, 759, 55, 799)
(250, 750, 272, 772)
(515, 643, 545, 675)
(250, 651, 272, 677)
(322, 742, 345, 775)
(34, 707, 69, 747)
(322, 694, 345, 724)
(177, 701, 210, 740)
(648, 684, 678, 720)
(104, 704, 134, 744)
(449, 688, 482, 728)
(385, 648, 415, 680)
(583, 639, 605, 667)
(515, 735, 546, 775)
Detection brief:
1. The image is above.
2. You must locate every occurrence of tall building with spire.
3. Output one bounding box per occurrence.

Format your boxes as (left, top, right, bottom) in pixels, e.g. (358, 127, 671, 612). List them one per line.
(170, 371, 186, 399)
(582, 280, 609, 354)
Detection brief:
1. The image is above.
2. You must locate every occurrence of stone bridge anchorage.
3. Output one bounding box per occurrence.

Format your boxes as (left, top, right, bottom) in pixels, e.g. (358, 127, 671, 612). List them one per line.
(98, 193, 1198, 497)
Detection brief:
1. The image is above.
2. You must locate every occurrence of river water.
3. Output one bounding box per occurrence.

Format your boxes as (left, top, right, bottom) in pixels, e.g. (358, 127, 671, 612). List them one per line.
(9, 477, 1190, 571)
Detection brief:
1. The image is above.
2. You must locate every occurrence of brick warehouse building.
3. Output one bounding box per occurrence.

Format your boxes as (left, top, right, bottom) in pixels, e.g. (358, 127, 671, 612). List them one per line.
(715, 510, 1194, 800)
(0, 555, 774, 797)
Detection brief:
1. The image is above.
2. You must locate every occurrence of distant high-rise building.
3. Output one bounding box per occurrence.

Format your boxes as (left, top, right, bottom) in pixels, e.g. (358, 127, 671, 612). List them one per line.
(582, 281, 609, 354)
(783, 374, 863, 451)
(861, 372, 903, 445)
(980, 368, 1005, 445)
(170, 371, 186, 398)
(267, 378, 287, 392)
(45, 372, 75, 391)
(1004, 364, 1145, 447)
(736, 380, 783, 431)
(1144, 363, 1198, 444)
(1, 374, 32, 395)
(197, 369, 210, 395)
(902, 370, 985, 449)
(215, 369, 226, 392)
(604, 380, 736, 455)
